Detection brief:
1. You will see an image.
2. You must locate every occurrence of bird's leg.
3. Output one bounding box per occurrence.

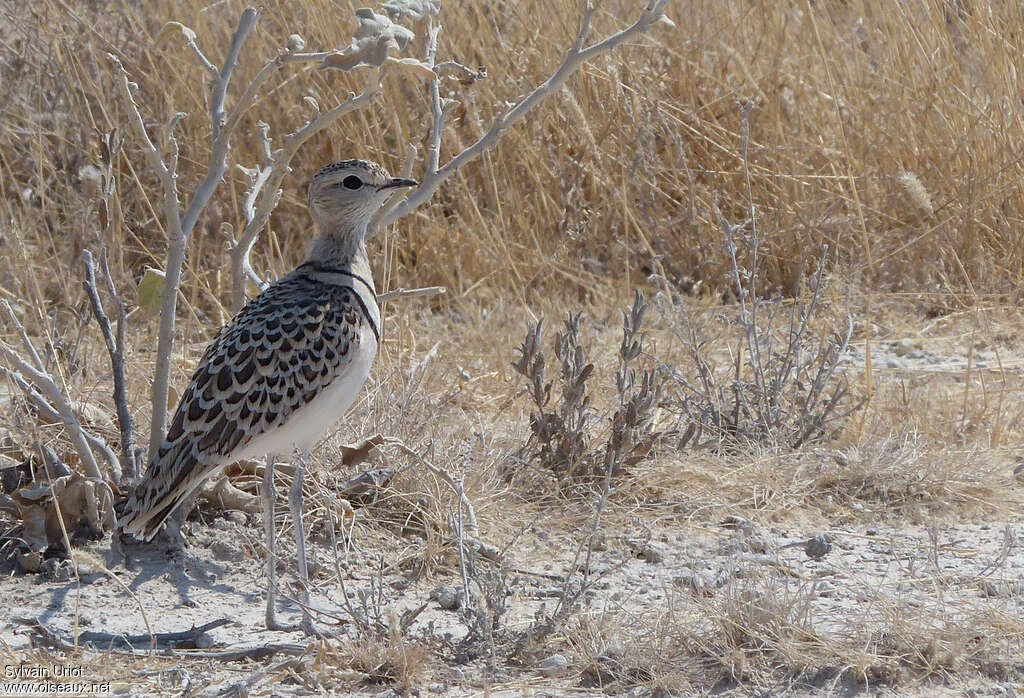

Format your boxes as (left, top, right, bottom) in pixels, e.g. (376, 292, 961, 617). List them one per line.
(289, 452, 317, 636)
(263, 454, 289, 631)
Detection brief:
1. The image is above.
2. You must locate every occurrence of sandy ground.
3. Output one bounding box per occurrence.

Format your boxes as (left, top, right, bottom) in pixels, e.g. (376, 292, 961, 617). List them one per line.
(2, 341, 1023, 696)
(2, 507, 1022, 695)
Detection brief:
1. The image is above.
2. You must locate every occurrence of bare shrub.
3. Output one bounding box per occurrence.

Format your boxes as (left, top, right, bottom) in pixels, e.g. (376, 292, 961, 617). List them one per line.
(512, 292, 666, 482)
(659, 107, 863, 452)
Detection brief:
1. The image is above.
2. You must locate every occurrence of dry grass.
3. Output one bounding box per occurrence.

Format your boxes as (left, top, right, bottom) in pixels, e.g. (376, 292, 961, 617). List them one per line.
(4, 0, 1024, 314)
(3, 0, 1024, 694)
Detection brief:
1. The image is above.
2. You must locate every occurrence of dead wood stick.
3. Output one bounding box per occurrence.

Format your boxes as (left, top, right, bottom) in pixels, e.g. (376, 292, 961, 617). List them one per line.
(199, 656, 305, 697)
(77, 618, 231, 648)
(16, 616, 229, 649)
(15, 617, 306, 660)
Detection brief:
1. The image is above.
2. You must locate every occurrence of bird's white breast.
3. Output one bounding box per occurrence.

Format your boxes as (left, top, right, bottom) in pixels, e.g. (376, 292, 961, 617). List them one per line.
(232, 324, 377, 461)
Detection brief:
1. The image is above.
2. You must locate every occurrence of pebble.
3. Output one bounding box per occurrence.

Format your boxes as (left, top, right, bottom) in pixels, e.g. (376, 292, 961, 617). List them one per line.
(432, 585, 463, 610)
(815, 580, 836, 597)
(673, 570, 716, 596)
(536, 653, 570, 677)
(637, 541, 668, 564)
(804, 533, 833, 559)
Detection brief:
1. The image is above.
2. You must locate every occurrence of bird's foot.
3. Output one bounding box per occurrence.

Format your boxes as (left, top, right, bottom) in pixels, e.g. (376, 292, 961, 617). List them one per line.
(264, 617, 302, 633)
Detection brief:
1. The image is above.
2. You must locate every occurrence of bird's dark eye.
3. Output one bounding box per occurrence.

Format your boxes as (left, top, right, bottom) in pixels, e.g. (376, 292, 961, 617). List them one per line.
(341, 175, 363, 190)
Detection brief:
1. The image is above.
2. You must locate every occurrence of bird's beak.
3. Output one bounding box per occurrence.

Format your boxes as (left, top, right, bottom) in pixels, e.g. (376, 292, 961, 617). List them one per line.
(378, 177, 418, 190)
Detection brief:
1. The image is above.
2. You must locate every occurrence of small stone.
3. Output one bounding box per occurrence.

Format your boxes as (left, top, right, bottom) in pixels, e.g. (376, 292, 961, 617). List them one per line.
(978, 580, 1001, 598)
(804, 533, 833, 560)
(815, 580, 836, 597)
(673, 570, 714, 597)
(536, 653, 570, 677)
(431, 585, 463, 610)
(637, 541, 668, 564)
(721, 515, 752, 531)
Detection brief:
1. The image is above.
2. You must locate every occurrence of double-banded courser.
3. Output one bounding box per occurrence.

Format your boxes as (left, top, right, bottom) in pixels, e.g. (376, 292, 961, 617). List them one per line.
(120, 160, 416, 634)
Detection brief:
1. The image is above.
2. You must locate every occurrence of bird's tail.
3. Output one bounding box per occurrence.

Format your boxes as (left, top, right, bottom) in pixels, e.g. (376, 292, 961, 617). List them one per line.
(118, 440, 215, 541)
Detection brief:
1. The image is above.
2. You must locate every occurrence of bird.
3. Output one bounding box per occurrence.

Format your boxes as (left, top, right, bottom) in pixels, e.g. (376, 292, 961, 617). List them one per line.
(119, 159, 417, 634)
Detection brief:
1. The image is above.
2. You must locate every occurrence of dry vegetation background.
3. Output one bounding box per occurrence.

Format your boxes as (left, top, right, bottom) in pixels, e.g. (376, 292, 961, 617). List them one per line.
(3, 0, 1024, 695)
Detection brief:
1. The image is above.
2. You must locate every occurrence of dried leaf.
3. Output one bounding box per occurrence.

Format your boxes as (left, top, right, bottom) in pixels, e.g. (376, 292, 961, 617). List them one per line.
(380, 0, 439, 19)
(154, 21, 198, 47)
(337, 468, 394, 499)
(656, 14, 676, 29)
(436, 62, 487, 86)
(74, 401, 115, 431)
(382, 56, 437, 80)
(0, 492, 18, 516)
(201, 476, 261, 513)
(321, 9, 415, 71)
(16, 550, 43, 573)
(12, 473, 111, 557)
(18, 502, 48, 551)
(339, 434, 387, 467)
(137, 266, 165, 315)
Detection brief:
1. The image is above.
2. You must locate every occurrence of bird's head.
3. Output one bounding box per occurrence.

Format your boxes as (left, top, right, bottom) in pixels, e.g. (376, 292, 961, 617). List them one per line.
(307, 159, 417, 233)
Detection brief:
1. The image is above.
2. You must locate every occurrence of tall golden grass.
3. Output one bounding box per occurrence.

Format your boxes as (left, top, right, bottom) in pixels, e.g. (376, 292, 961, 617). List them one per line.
(3, 0, 1024, 326)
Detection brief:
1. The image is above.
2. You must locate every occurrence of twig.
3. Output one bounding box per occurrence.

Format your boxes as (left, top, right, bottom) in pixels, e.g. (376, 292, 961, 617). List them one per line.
(550, 434, 616, 626)
(376, 0, 673, 229)
(82, 250, 134, 482)
(375, 285, 446, 304)
(1, 300, 44, 371)
(0, 342, 102, 481)
(425, 18, 443, 174)
(14, 617, 228, 650)
(81, 619, 229, 649)
(15, 617, 305, 660)
(229, 68, 382, 310)
(379, 434, 478, 535)
(107, 55, 185, 459)
(198, 657, 305, 697)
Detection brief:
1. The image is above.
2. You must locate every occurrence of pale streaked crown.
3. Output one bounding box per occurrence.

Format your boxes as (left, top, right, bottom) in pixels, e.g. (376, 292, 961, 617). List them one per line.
(306, 159, 416, 230)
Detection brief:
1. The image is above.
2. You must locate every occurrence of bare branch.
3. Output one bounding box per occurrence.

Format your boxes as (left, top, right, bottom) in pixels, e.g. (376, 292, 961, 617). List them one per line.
(0, 343, 102, 481)
(1, 300, 44, 371)
(108, 53, 186, 458)
(376, 0, 673, 229)
(229, 69, 382, 311)
(376, 285, 446, 304)
(425, 19, 443, 174)
(180, 7, 260, 235)
(381, 435, 477, 535)
(82, 250, 135, 481)
(112, 9, 259, 456)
